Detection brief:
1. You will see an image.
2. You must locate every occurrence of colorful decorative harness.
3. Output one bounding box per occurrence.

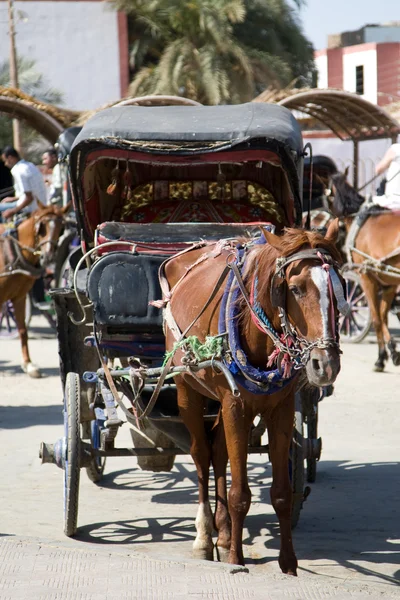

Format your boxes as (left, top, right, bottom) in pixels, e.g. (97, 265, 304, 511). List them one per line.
(217, 236, 348, 395)
(159, 231, 348, 398)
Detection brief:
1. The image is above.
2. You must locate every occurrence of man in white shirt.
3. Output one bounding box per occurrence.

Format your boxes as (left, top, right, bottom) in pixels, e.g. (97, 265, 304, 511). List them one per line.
(0, 146, 48, 220)
(42, 148, 64, 206)
(373, 143, 400, 210)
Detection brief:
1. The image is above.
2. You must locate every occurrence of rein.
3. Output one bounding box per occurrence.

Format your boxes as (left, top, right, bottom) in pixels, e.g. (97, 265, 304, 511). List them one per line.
(218, 244, 347, 392)
(0, 211, 65, 278)
(160, 234, 347, 397)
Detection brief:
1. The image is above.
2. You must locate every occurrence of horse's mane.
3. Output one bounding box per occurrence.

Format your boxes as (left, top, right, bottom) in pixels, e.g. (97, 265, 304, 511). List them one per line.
(244, 227, 342, 302)
(330, 173, 365, 217)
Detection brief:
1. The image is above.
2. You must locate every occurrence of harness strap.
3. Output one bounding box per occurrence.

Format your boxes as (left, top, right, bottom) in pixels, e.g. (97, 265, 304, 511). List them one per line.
(0, 235, 43, 279)
(229, 261, 284, 350)
(141, 261, 232, 419)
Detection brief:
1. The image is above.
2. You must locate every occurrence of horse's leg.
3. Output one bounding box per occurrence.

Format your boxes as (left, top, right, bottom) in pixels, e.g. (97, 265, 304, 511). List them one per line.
(176, 379, 214, 560)
(360, 274, 387, 371)
(379, 286, 400, 366)
(221, 396, 253, 566)
(264, 390, 298, 576)
(211, 415, 231, 562)
(12, 295, 41, 378)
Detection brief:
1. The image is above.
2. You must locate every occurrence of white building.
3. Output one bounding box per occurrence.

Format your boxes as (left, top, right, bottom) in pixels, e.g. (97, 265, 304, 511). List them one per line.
(0, 1, 129, 110)
(315, 23, 400, 107)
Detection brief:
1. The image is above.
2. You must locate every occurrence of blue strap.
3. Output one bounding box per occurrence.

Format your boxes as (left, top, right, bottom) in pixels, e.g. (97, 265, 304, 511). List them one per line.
(218, 238, 294, 396)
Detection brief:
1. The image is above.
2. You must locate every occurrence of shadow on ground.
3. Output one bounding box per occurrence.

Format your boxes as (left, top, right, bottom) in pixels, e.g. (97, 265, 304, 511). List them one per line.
(75, 459, 400, 587)
(0, 404, 62, 428)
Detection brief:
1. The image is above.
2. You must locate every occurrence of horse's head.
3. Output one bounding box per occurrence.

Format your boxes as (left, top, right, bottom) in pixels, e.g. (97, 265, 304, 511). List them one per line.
(264, 221, 345, 387)
(328, 169, 365, 217)
(33, 201, 71, 266)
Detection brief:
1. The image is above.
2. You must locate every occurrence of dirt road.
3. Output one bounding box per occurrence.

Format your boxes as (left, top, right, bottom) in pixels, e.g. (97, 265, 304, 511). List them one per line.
(0, 314, 399, 598)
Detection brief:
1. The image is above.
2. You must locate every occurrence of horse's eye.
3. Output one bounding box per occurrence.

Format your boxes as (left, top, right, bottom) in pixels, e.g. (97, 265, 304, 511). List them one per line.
(289, 285, 300, 297)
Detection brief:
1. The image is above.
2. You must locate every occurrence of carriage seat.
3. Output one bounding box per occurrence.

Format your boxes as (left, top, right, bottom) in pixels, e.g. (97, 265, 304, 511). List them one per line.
(95, 221, 264, 255)
(87, 251, 165, 333)
(88, 221, 265, 335)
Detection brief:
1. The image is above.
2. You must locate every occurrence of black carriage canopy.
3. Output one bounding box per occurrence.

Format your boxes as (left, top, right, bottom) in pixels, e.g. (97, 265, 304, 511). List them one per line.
(69, 103, 305, 244)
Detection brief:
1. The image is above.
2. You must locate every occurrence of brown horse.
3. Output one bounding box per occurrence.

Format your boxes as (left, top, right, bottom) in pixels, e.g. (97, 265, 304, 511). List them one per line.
(0, 201, 69, 377)
(161, 221, 343, 574)
(331, 172, 400, 371)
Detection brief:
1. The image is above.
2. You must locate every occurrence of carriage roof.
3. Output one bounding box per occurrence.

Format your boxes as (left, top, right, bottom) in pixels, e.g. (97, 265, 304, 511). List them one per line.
(71, 103, 303, 156)
(69, 103, 304, 243)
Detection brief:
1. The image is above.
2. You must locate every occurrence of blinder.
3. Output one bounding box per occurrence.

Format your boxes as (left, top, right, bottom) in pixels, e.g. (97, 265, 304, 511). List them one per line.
(35, 220, 46, 237)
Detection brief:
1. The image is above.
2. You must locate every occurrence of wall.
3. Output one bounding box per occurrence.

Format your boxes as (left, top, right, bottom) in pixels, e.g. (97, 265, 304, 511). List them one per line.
(304, 134, 399, 196)
(364, 25, 400, 44)
(0, 1, 126, 110)
(377, 43, 400, 106)
(327, 48, 343, 89)
(315, 51, 328, 89)
(342, 44, 378, 104)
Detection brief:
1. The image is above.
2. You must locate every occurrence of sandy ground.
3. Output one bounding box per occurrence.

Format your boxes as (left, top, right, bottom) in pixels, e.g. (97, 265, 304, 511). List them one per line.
(0, 314, 399, 598)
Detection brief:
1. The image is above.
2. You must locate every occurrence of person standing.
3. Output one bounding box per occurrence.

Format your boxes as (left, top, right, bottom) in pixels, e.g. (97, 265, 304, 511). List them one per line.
(373, 142, 400, 210)
(42, 148, 63, 206)
(0, 146, 48, 220)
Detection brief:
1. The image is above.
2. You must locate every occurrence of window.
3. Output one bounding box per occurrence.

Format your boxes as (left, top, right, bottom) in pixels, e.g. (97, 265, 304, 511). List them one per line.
(355, 65, 364, 95)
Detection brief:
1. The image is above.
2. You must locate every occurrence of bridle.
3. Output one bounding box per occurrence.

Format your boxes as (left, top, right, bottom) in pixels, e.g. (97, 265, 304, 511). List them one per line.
(268, 248, 347, 369)
(33, 211, 65, 255)
(229, 243, 348, 378)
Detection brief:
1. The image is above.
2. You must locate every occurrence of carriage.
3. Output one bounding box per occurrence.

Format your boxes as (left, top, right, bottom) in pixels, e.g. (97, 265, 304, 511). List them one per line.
(40, 101, 328, 544)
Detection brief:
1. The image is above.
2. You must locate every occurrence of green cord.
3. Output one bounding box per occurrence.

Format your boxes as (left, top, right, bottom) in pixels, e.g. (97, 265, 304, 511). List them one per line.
(163, 335, 224, 366)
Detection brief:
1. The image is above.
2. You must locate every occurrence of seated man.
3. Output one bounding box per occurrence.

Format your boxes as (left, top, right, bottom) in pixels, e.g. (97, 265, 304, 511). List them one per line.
(0, 146, 48, 220)
(0, 146, 49, 309)
(373, 142, 400, 210)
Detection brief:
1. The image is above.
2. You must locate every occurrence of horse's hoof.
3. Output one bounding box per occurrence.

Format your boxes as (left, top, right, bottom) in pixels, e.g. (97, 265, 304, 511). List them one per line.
(192, 547, 214, 561)
(215, 545, 230, 563)
(374, 362, 385, 372)
(22, 363, 42, 378)
(279, 555, 298, 576)
(392, 352, 400, 367)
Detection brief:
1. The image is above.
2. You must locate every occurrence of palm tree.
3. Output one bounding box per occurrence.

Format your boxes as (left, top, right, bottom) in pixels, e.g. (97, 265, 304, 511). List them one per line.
(233, 0, 316, 95)
(112, 0, 315, 104)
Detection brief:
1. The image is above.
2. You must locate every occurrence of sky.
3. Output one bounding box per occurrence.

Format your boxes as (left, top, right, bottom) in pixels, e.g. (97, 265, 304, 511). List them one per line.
(294, 0, 400, 50)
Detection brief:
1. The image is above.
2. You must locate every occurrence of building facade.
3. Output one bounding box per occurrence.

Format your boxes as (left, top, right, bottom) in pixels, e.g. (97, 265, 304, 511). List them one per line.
(315, 23, 400, 106)
(0, 1, 129, 111)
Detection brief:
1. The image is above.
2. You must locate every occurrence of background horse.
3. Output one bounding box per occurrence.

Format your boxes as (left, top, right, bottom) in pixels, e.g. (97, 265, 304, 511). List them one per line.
(0, 201, 69, 377)
(162, 221, 343, 574)
(331, 171, 400, 371)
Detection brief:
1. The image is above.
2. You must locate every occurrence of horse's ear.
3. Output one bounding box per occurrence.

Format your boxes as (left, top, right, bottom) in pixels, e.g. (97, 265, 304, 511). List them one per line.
(324, 218, 340, 243)
(344, 166, 350, 180)
(61, 202, 72, 214)
(37, 199, 46, 210)
(264, 230, 283, 252)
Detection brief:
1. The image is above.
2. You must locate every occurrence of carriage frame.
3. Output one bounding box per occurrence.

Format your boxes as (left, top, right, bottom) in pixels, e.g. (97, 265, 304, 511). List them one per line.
(40, 98, 322, 536)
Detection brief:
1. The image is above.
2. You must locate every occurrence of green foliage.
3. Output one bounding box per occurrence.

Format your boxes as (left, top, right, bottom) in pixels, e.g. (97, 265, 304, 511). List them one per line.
(111, 0, 315, 103)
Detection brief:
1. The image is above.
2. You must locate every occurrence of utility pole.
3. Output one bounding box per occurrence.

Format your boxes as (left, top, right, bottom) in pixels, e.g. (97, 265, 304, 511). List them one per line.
(8, 0, 21, 152)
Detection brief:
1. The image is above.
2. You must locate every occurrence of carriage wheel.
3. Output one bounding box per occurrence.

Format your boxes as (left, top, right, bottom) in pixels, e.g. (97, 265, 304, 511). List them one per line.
(63, 372, 81, 537)
(82, 414, 106, 483)
(0, 296, 32, 340)
(290, 392, 305, 529)
(339, 270, 371, 343)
